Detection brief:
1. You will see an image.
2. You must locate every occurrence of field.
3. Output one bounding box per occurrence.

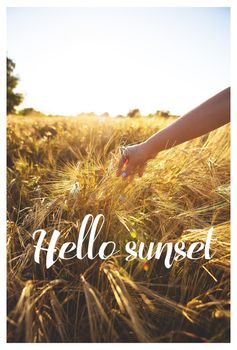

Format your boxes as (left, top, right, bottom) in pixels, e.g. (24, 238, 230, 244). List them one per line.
(7, 113, 230, 342)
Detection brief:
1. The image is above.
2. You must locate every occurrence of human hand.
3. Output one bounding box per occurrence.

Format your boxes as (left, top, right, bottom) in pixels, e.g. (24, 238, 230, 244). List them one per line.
(116, 142, 153, 178)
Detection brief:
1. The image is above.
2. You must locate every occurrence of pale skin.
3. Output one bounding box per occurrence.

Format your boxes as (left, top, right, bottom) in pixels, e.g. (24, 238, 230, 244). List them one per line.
(116, 87, 230, 177)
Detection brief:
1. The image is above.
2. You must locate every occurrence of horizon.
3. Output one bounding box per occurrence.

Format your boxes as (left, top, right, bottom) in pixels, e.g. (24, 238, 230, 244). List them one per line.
(7, 7, 230, 116)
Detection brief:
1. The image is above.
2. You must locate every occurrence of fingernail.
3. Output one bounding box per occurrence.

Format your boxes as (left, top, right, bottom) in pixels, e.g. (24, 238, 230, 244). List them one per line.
(121, 171, 126, 177)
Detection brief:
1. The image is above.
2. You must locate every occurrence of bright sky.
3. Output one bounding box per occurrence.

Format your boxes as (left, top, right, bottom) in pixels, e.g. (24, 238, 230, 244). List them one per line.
(7, 7, 230, 116)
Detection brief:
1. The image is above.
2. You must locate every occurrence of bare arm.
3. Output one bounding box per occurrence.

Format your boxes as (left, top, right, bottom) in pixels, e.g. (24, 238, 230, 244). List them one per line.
(116, 87, 230, 177)
(144, 87, 230, 158)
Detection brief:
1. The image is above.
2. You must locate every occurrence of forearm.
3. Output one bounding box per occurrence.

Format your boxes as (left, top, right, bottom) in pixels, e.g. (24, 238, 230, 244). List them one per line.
(144, 87, 230, 158)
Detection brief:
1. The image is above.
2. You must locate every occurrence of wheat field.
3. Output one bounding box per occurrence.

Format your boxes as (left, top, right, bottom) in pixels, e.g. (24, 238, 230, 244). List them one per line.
(7, 113, 230, 343)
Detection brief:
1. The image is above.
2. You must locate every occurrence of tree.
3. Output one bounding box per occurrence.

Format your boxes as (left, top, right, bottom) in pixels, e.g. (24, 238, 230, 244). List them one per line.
(127, 108, 141, 118)
(155, 110, 170, 118)
(18, 108, 38, 116)
(7, 57, 23, 114)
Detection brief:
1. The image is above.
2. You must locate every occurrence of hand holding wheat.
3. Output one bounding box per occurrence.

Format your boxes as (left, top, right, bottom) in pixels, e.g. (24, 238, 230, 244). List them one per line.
(116, 143, 151, 178)
(117, 87, 230, 178)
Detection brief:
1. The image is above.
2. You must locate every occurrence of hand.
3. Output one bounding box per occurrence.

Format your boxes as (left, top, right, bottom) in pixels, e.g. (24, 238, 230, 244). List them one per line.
(116, 142, 153, 178)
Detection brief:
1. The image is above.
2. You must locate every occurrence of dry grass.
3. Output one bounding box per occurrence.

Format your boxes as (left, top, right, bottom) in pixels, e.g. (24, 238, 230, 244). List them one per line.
(7, 113, 230, 342)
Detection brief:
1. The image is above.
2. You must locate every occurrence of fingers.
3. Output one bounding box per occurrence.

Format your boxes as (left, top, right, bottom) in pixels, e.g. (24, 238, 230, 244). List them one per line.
(122, 162, 133, 177)
(122, 162, 146, 178)
(116, 156, 128, 177)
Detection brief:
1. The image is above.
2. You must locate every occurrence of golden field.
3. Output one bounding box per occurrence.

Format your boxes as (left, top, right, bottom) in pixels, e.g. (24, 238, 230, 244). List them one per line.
(7, 113, 230, 342)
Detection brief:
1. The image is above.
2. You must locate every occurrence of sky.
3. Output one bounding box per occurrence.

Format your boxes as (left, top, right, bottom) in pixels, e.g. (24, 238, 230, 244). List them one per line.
(7, 7, 230, 116)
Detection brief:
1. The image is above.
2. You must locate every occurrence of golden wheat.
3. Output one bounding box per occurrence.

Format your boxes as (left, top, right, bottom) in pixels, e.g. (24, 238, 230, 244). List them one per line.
(7, 114, 230, 342)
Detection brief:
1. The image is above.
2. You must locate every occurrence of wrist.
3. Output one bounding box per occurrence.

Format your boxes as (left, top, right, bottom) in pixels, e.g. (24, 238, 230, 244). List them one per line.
(142, 140, 159, 161)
